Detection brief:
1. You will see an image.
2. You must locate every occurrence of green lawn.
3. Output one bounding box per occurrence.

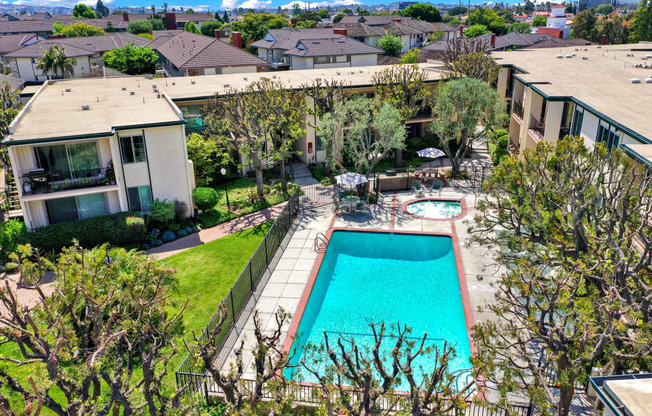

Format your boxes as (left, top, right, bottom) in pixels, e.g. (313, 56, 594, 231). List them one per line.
(1, 221, 272, 412)
(197, 178, 297, 228)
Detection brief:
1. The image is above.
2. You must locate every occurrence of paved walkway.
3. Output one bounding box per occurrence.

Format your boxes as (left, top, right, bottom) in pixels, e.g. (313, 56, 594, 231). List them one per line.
(147, 204, 286, 260)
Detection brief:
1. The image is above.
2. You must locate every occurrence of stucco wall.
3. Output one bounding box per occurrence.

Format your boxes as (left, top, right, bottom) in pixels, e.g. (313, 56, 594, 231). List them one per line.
(351, 54, 377, 66)
(221, 65, 257, 74)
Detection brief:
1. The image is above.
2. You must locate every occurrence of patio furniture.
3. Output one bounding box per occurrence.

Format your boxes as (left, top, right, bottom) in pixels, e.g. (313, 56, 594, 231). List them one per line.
(355, 201, 365, 213)
(341, 195, 361, 213)
(429, 180, 443, 195)
(412, 180, 423, 196)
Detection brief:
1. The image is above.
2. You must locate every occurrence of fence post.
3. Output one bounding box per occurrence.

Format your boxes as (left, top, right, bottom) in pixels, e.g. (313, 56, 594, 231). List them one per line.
(527, 400, 534, 416)
(264, 235, 269, 263)
(230, 291, 235, 319)
(277, 217, 281, 243)
(249, 263, 254, 291)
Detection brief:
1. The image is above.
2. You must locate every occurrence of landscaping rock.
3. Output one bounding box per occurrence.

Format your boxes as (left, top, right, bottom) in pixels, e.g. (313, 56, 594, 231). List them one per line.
(177, 229, 187, 238)
(192, 225, 199, 232)
(162, 231, 176, 243)
(184, 226, 193, 234)
(152, 239, 163, 247)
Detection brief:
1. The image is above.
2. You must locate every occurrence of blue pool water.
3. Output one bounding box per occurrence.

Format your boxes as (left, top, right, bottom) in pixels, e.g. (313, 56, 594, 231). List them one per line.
(407, 200, 463, 219)
(288, 230, 472, 388)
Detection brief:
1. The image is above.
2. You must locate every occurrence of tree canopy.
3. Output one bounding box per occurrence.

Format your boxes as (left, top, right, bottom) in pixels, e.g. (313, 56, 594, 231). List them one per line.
(72, 4, 98, 18)
(508, 22, 531, 33)
(402, 3, 442, 22)
(184, 21, 200, 33)
(95, 0, 110, 17)
(127, 19, 153, 35)
(532, 15, 547, 27)
(333, 12, 346, 23)
(58, 22, 105, 37)
(464, 24, 490, 37)
(469, 7, 507, 34)
(596, 3, 615, 15)
(200, 20, 222, 37)
(377, 33, 404, 55)
(102, 43, 158, 75)
(630, 0, 652, 42)
(230, 13, 290, 50)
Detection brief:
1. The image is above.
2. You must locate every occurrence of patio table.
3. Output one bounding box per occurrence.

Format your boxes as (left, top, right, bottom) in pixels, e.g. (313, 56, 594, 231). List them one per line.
(341, 195, 361, 212)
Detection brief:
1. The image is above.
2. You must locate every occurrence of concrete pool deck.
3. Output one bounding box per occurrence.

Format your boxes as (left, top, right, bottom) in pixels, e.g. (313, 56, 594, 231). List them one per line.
(217, 185, 502, 381)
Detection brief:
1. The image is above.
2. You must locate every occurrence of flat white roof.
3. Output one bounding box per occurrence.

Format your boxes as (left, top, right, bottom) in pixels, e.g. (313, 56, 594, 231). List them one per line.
(604, 378, 652, 415)
(493, 43, 652, 142)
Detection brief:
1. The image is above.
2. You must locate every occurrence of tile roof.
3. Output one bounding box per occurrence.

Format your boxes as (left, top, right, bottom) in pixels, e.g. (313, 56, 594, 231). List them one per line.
(0, 73, 25, 92)
(522, 37, 591, 49)
(250, 28, 338, 50)
(430, 22, 461, 32)
(283, 36, 382, 57)
(338, 15, 433, 34)
(3, 33, 151, 58)
(0, 33, 44, 54)
(154, 31, 269, 70)
(165, 13, 217, 22)
(332, 22, 385, 38)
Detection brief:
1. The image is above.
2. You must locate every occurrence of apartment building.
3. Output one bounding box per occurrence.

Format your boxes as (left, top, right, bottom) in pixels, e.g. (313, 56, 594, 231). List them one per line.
(4, 64, 442, 228)
(3, 78, 194, 230)
(494, 44, 652, 165)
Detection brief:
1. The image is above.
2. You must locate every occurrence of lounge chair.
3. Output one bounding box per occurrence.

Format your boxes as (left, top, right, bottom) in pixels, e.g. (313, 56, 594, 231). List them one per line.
(412, 180, 423, 196)
(429, 180, 443, 195)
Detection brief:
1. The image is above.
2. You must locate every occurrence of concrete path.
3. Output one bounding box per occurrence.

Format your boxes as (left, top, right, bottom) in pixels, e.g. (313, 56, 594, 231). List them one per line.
(288, 161, 319, 186)
(147, 204, 286, 260)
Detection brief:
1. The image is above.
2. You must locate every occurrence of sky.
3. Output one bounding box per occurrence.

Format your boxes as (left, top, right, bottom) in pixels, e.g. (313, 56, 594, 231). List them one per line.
(6, 0, 516, 13)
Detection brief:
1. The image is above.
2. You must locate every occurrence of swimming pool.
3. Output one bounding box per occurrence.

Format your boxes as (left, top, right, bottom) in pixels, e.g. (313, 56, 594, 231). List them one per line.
(404, 199, 465, 220)
(286, 230, 472, 389)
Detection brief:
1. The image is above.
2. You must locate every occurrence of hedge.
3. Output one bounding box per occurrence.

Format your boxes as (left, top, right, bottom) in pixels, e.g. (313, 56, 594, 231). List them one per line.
(28, 212, 146, 253)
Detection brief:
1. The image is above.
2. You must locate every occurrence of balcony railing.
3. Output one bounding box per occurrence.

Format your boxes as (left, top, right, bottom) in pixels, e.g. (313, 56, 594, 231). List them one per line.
(529, 115, 546, 141)
(20, 167, 116, 196)
(513, 100, 524, 120)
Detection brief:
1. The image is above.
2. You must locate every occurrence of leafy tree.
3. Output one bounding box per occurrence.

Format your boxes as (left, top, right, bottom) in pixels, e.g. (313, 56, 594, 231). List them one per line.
(102, 43, 158, 75)
(629, 0, 652, 42)
(572, 8, 597, 39)
(317, 8, 330, 19)
(443, 37, 499, 82)
(148, 14, 165, 30)
(400, 47, 420, 63)
(72, 3, 98, 18)
(402, 3, 442, 22)
(523, 0, 535, 13)
(295, 20, 317, 28)
(333, 12, 346, 23)
(488, 16, 508, 34)
(214, 10, 222, 22)
(320, 96, 406, 178)
(593, 14, 628, 44)
(291, 3, 302, 16)
(96, 0, 110, 17)
(0, 80, 20, 138)
(427, 29, 445, 42)
(470, 138, 652, 415)
(222, 10, 229, 23)
(464, 24, 490, 37)
(295, 10, 322, 23)
(105, 21, 115, 32)
(377, 33, 404, 55)
(59, 22, 105, 37)
(37, 45, 76, 79)
(448, 6, 467, 16)
(203, 79, 303, 196)
(186, 133, 231, 187)
(184, 21, 200, 33)
(0, 244, 189, 415)
(532, 15, 547, 26)
(185, 8, 194, 13)
(508, 21, 531, 33)
(429, 77, 505, 176)
(230, 13, 289, 50)
(200, 20, 222, 37)
(468, 7, 499, 26)
(138, 32, 154, 40)
(596, 3, 614, 14)
(52, 20, 65, 34)
(372, 64, 430, 166)
(342, 7, 353, 14)
(127, 19, 153, 34)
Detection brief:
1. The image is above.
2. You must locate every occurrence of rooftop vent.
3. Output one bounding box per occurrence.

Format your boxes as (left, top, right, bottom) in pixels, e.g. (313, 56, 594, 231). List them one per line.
(172, 82, 175, 85)
(65, 88, 71, 92)
(152, 84, 157, 89)
(556, 54, 563, 58)
(582, 56, 588, 60)
(315, 77, 321, 81)
(566, 54, 572, 58)
(224, 83, 230, 87)
(81, 105, 90, 110)
(627, 53, 634, 57)
(191, 80, 196, 84)
(122, 87, 126, 91)
(646, 77, 652, 83)
(153, 88, 159, 93)
(243, 76, 248, 80)
(630, 78, 641, 83)
(130, 91, 135, 95)
(336, 71, 341, 75)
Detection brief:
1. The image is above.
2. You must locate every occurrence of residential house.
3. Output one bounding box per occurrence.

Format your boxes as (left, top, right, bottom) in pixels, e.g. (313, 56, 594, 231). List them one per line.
(423, 32, 588, 53)
(3, 77, 194, 230)
(282, 36, 382, 70)
(537, 5, 572, 39)
(251, 28, 343, 68)
(331, 23, 386, 48)
(0, 13, 150, 36)
(153, 31, 269, 76)
(3, 33, 151, 82)
(494, 44, 652, 166)
(337, 15, 435, 53)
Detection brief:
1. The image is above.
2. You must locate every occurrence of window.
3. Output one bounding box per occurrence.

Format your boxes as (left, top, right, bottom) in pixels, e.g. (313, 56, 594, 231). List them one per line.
(35, 142, 100, 178)
(45, 193, 107, 224)
(597, 122, 620, 151)
(571, 107, 584, 137)
(128, 185, 152, 212)
(559, 102, 574, 139)
(315, 134, 324, 151)
(120, 136, 146, 163)
(314, 56, 335, 65)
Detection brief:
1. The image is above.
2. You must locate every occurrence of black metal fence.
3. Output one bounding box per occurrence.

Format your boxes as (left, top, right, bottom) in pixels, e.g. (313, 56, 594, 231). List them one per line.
(175, 190, 300, 396)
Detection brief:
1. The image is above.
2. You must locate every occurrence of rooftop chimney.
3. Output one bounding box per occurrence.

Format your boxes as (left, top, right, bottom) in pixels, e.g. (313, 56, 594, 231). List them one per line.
(165, 12, 176, 30)
(392, 18, 401, 22)
(490, 34, 496, 47)
(123, 12, 129, 21)
(459, 25, 464, 36)
(232, 31, 242, 48)
(148, 29, 153, 35)
(333, 28, 347, 36)
(601, 34, 607, 45)
(215, 28, 221, 39)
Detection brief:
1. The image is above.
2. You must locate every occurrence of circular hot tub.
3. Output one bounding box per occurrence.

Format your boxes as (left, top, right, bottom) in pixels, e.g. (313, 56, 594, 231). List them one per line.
(403, 199, 466, 220)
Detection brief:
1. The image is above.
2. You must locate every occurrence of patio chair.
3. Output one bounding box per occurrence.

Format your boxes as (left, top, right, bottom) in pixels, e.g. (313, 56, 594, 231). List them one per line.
(429, 180, 443, 196)
(412, 180, 423, 196)
(355, 201, 365, 214)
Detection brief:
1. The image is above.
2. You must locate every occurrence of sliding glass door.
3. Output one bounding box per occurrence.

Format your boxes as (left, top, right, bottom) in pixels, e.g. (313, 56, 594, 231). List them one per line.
(45, 193, 108, 224)
(34, 142, 100, 179)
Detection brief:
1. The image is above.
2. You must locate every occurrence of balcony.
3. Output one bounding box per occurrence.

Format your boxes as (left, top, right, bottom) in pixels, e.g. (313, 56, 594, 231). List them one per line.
(20, 166, 116, 196)
(512, 100, 524, 122)
(528, 115, 546, 141)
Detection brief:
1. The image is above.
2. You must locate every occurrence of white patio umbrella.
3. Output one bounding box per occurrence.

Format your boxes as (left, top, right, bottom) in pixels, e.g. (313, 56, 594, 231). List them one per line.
(417, 148, 446, 167)
(335, 172, 369, 187)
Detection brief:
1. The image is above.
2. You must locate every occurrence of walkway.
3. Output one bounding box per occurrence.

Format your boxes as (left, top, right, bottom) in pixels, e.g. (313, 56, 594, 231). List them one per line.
(147, 204, 286, 260)
(288, 161, 319, 186)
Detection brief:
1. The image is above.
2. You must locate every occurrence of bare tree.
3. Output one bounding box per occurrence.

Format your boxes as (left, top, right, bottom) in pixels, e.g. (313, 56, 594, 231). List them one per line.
(300, 322, 476, 416)
(191, 307, 296, 415)
(0, 244, 189, 416)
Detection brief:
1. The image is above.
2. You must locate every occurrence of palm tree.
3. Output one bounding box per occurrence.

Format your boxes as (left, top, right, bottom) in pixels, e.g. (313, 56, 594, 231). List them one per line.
(37, 45, 76, 79)
(162, 2, 168, 12)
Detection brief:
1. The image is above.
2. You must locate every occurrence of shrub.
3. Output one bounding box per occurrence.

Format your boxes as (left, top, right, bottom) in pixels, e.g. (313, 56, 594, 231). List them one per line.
(149, 199, 176, 223)
(173, 200, 187, 223)
(488, 129, 509, 165)
(28, 212, 146, 253)
(193, 187, 219, 212)
(162, 231, 176, 243)
(0, 219, 28, 263)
